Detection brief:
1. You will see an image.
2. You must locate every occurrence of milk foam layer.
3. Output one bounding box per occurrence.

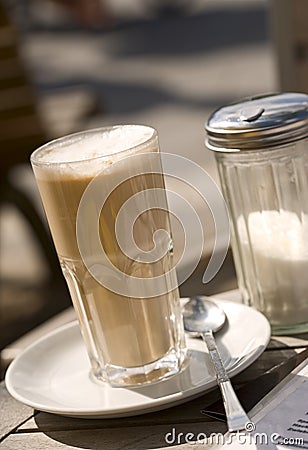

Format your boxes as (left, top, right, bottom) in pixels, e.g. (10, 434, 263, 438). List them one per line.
(32, 125, 155, 165)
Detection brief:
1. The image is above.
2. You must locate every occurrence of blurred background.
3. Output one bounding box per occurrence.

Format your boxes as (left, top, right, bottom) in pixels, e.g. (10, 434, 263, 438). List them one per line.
(0, 0, 307, 371)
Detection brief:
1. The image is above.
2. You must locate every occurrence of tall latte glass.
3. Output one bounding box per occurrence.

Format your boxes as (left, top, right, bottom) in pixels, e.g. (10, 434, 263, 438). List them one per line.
(31, 125, 186, 386)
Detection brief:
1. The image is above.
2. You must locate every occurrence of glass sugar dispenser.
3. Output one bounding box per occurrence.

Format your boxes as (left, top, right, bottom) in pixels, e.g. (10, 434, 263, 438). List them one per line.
(206, 92, 308, 335)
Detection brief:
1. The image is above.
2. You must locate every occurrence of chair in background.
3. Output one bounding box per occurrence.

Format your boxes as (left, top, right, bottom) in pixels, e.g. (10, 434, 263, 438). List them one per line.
(0, 0, 69, 368)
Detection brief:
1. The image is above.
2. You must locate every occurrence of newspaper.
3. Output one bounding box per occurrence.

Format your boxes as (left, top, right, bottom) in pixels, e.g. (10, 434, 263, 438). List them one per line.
(217, 358, 308, 449)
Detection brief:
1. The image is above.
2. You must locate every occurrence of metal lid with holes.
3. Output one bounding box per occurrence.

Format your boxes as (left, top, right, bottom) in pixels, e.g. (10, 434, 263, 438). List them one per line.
(205, 92, 308, 152)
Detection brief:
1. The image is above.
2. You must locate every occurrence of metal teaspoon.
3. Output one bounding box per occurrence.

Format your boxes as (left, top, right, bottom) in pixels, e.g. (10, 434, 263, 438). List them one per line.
(183, 296, 250, 432)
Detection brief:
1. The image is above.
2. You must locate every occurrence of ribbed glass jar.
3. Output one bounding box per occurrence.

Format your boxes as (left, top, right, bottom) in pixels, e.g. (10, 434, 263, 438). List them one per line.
(206, 93, 308, 335)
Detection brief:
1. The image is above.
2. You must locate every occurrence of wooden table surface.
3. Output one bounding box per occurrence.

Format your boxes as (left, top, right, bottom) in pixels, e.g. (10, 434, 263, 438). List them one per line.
(1, 292, 308, 450)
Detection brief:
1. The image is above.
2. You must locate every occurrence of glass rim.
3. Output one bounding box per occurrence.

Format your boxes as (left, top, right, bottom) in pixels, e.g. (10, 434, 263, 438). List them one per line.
(30, 125, 158, 167)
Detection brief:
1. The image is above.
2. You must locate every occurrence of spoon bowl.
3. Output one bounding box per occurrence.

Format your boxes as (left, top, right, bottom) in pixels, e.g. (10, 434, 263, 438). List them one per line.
(183, 297, 226, 334)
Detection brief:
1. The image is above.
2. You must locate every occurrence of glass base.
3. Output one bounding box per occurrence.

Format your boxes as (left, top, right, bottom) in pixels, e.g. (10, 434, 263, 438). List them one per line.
(271, 321, 308, 336)
(91, 348, 187, 387)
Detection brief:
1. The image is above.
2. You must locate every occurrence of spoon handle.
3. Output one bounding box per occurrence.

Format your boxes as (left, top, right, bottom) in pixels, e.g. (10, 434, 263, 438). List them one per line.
(201, 330, 250, 432)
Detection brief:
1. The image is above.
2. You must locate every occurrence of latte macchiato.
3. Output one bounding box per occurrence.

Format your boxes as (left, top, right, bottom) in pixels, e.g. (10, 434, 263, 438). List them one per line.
(31, 126, 186, 385)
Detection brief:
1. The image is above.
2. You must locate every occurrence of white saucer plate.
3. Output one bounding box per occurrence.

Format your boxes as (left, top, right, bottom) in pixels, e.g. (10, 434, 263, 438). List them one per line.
(5, 300, 270, 418)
